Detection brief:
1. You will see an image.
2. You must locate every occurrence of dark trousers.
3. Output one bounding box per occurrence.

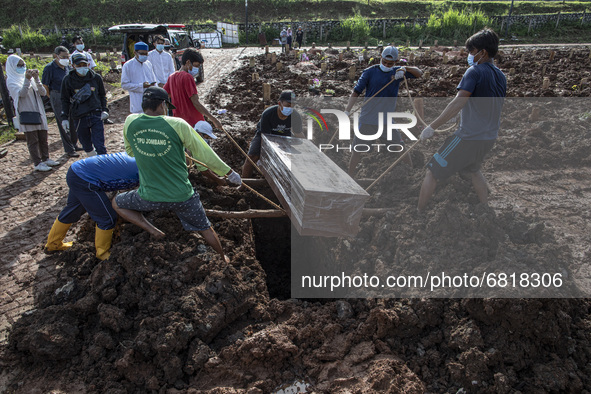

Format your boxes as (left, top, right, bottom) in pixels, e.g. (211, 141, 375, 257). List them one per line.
(49, 90, 77, 153)
(73, 112, 106, 154)
(58, 168, 117, 230)
(24, 129, 49, 165)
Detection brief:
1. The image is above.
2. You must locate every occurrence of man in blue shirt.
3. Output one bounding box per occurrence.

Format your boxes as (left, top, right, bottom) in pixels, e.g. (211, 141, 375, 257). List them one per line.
(418, 28, 506, 212)
(344, 46, 423, 176)
(45, 152, 139, 260)
(42, 46, 80, 157)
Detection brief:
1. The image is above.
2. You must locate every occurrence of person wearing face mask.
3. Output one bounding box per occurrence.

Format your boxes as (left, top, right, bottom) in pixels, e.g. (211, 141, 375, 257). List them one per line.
(70, 36, 96, 69)
(163, 48, 221, 130)
(344, 46, 423, 176)
(6, 55, 59, 171)
(241, 90, 303, 178)
(60, 53, 109, 156)
(148, 35, 175, 87)
(121, 41, 157, 114)
(418, 28, 506, 212)
(42, 46, 80, 157)
(113, 87, 242, 264)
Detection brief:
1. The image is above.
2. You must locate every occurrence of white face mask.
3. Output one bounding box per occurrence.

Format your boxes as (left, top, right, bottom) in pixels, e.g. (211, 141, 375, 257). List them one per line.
(58, 58, 70, 67)
(189, 67, 200, 77)
(76, 44, 85, 52)
(379, 59, 394, 72)
(468, 50, 483, 66)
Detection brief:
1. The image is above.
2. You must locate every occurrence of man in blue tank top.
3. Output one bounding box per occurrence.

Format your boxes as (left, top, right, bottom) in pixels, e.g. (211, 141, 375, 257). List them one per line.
(418, 28, 506, 212)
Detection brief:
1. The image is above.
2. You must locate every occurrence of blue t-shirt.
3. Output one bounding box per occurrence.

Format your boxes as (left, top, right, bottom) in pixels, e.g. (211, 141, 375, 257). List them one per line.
(455, 62, 507, 140)
(71, 152, 139, 191)
(41, 61, 69, 93)
(354, 65, 416, 126)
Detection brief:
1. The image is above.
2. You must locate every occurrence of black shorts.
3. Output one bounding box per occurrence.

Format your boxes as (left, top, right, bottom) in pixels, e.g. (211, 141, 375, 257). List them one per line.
(427, 135, 495, 181)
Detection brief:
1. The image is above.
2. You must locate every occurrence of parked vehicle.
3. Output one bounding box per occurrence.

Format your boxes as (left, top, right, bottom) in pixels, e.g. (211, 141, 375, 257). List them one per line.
(108, 24, 204, 83)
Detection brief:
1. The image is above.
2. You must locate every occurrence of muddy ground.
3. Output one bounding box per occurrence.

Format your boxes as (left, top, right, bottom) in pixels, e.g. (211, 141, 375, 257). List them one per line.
(1, 46, 591, 393)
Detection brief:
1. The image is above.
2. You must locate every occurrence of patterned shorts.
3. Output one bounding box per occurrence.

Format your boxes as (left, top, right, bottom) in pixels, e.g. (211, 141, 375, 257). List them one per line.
(115, 189, 211, 231)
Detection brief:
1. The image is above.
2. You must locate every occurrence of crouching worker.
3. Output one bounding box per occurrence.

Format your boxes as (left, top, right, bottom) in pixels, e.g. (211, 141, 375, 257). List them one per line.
(45, 152, 139, 260)
(112, 87, 241, 263)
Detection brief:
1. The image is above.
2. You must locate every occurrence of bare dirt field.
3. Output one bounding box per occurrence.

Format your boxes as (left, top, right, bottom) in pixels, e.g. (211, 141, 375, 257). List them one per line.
(1, 45, 590, 393)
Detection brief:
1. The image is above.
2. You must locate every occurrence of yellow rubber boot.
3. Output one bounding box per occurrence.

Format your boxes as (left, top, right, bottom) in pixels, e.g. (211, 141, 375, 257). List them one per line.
(95, 226, 114, 260)
(45, 218, 74, 251)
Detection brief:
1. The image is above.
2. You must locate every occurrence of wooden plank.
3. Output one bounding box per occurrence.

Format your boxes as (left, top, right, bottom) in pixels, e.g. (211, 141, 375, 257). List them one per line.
(260, 135, 369, 237)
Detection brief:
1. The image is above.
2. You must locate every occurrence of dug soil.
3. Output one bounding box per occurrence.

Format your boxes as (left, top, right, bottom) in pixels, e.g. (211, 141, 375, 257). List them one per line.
(2, 46, 591, 393)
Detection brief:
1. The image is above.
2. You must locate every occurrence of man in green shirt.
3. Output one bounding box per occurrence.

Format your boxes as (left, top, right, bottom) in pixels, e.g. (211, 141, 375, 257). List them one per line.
(113, 87, 241, 263)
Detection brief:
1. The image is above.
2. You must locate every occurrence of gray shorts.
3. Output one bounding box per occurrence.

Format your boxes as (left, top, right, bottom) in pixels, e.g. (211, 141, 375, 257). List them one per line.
(115, 189, 211, 231)
(247, 133, 263, 156)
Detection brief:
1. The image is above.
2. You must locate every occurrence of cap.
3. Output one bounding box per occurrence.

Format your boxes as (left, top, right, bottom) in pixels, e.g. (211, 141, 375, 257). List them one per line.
(143, 86, 176, 110)
(71, 53, 88, 65)
(194, 121, 217, 139)
(381, 46, 399, 61)
(279, 90, 296, 103)
(134, 41, 149, 51)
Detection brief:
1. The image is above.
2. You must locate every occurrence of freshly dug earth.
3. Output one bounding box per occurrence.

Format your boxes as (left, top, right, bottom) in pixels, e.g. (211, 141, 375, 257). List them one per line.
(3, 47, 591, 393)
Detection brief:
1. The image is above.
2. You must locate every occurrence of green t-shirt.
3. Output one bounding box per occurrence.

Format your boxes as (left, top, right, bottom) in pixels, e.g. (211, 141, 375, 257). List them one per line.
(123, 114, 230, 202)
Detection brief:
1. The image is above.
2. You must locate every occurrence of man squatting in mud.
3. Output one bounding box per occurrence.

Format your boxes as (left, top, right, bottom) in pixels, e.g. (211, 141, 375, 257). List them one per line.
(418, 28, 506, 211)
(113, 87, 242, 263)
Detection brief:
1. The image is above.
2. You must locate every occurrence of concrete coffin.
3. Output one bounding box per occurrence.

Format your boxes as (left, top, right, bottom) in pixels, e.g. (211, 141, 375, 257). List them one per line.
(260, 134, 370, 237)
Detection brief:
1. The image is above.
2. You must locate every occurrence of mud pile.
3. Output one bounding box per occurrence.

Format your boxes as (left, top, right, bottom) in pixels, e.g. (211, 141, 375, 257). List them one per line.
(3, 47, 591, 393)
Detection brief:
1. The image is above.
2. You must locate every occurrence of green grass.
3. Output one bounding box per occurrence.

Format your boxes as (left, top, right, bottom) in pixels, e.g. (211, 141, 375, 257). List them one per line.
(0, 127, 17, 145)
(1, 0, 591, 29)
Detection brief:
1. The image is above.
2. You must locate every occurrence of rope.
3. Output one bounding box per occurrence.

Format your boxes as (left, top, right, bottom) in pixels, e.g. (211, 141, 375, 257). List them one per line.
(218, 126, 264, 175)
(365, 141, 419, 192)
(402, 76, 458, 133)
(327, 76, 396, 145)
(185, 153, 286, 213)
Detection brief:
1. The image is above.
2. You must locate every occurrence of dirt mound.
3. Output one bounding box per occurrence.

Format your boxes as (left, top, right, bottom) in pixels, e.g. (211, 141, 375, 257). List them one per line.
(3, 47, 591, 393)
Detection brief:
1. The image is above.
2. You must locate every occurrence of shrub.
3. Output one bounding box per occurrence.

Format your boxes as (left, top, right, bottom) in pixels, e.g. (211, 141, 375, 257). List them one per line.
(339, 11, 371, 44)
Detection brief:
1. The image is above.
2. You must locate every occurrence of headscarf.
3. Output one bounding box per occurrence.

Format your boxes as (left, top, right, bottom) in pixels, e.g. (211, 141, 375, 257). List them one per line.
(6, 54, 39, 113)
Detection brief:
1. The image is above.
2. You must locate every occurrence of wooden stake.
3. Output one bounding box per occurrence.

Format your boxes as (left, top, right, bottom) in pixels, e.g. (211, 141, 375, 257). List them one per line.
(549, 50, 555, 61)
(419, 40, 423, 49)
(530, 107, 540, 122)
(542, 65, 547, 76)
(346, 41, 350, 50)
(510, 68, 516, 75)
(339, 52, 343, 61)
(434, 39, 438, 47)
(542, 77, 550, 90)
(443, 54, 448, 64)
(409, 52, 415, 62)
(265, 45, 269, 54)
(321, 63, 327, 72)
(205, 209, 286, 219)
(277, 62, 283, 71)
(423, 71, 430, 80)
(451, 65, 458, 75)
(249, 57, 255, 67)
(252, 73, 259, 81)
(263, 83, 271, 101)
(349, 65, 356, 80)
(271, 52, 277, 64)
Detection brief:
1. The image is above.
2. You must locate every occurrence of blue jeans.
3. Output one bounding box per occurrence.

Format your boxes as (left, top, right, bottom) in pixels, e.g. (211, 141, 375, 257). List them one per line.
(58, 168, 117, 230)
(73, 112, 106, 154)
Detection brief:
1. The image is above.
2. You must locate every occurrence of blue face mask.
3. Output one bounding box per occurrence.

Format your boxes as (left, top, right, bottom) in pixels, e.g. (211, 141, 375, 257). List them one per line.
(76, 67, 89, 76)
(189, 67, 200, 76)
(16, 66, 26, 74)
(281, 105, 293, 116)
(156, 44, 165, 52)
(76, 44, 85, 52)
(137, 55, 148, 63)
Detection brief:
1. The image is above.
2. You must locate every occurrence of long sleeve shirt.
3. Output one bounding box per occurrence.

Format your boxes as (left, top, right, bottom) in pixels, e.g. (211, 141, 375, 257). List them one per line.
(147, 50, 176, 85)
(121, 58, 157, 114)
